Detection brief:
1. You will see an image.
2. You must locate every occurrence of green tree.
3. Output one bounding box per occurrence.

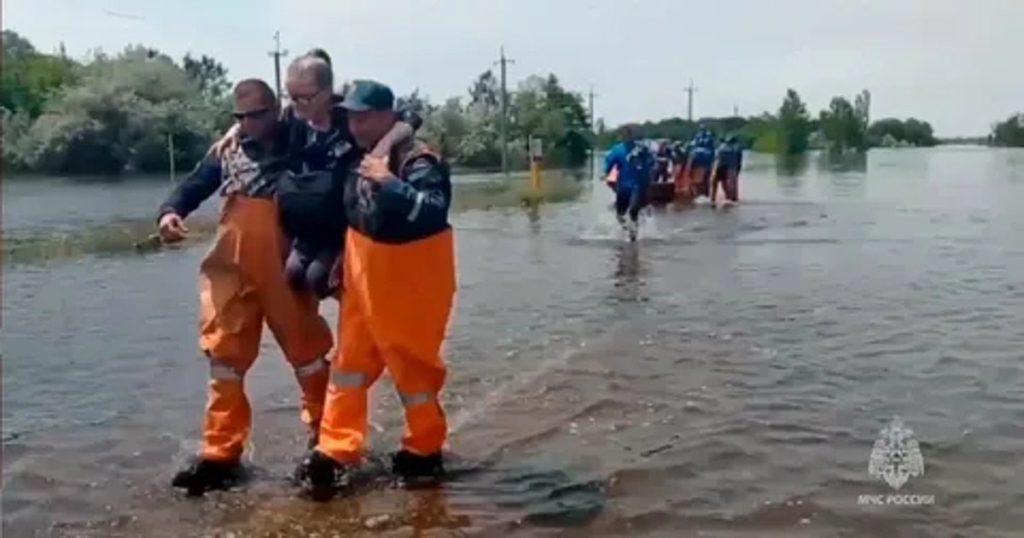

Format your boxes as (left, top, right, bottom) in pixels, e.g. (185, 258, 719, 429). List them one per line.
(2, 30, 79, 118)
(510, 74, 590, 167)
(991, 113, 1024, 147)
(2, 30, 37, 59)
(868, 117, 938, 147)
(819, 96, 867, 152)
(24, 46, 221, 174)
(424, 97, 469, 160)
(183, 53, 230, 103)
(468, 70, 499, 108)
(777, 89, 812, 155)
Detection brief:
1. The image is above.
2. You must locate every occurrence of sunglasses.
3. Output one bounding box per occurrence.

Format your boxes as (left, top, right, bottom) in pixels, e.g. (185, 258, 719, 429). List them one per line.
(232, 107, 271, 121)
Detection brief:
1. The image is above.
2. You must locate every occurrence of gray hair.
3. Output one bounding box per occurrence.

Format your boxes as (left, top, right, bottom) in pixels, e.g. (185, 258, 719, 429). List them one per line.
(286, 54, 333, 91)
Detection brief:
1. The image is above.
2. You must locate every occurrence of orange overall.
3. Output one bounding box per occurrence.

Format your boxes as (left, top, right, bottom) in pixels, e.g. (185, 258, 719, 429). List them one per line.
(316, 145, 456, 464)
(687, 163, 709, 198)
(672, 162, 691, 197)
(198, 195, 334, 462)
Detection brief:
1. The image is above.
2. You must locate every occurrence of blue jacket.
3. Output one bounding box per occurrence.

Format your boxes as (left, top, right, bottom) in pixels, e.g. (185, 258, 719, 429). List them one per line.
(687, 130, 717, 167)
(604, 142, 655, 190)
(715, 142, 743, 171)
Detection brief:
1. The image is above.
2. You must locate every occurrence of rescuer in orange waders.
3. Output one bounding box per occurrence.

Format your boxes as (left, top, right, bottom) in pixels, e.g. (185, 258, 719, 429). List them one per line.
(157, 79, 334, 496)
(295, 80, 456, 500)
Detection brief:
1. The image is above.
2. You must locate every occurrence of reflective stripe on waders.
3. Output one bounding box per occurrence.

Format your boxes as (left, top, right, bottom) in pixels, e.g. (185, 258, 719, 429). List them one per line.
(330, 370, 367, 388)
(209, 360, 242, 381)
(294, 357, 328, 378)
(398, 390, 434, 407)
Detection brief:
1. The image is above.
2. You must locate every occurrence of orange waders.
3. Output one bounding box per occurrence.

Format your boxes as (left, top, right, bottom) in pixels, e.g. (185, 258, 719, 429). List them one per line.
(672, 162, 691, 197)
(198, 195, 334, 462)
(688, 164, 709, 198)
(316, 228, 456, 464)
(724, 169, 740, 201)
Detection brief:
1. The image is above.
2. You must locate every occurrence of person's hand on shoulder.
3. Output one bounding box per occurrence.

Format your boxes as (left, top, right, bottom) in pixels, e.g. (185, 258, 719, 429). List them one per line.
(358, 155, 393, 183)
(208, 124, 242, 159)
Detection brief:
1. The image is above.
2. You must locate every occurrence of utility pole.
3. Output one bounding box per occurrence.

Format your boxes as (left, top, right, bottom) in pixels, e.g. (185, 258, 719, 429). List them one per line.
(494, 46, 515, 178)
(733, 104, 739, 117)
(684, 79, 697, 123)
(589, 86, 598, 179)
(268, 31, 289, 106)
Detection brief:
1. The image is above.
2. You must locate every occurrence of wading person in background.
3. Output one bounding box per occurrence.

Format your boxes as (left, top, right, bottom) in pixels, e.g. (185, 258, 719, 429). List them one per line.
(295, 80, 456, 499)
(685, 126, 717, 199)
(654, 140, 673, 183)
(710, 134, 743, 205)
(671, 139, 691, 198)
(603, 127, 656, 242)
(157, 79, 334, 496)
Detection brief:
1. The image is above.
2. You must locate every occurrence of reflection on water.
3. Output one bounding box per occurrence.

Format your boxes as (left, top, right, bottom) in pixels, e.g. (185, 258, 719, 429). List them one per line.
(818, 150, 868, 174)
(611, 243, 646, 305)
(775, 153, 811, 178)
(5, 148, 1024, 537)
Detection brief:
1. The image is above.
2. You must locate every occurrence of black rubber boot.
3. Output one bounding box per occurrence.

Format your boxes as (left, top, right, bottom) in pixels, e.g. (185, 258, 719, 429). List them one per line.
(171, 457, 242, 497)
(295, 450, 348, 502)
(392, 450, 444, 485)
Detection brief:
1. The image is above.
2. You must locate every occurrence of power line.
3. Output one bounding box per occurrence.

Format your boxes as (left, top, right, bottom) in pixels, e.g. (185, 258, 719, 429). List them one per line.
(268, 31, 289, 106)
(684, 79, 698, 123)
(589, 85, 599, 179)
(493, 46, 515, 178)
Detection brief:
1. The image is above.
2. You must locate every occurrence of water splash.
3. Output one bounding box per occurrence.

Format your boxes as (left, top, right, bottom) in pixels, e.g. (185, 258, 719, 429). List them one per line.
(448, 345, 586, 435)
(577, 206, 667, 243)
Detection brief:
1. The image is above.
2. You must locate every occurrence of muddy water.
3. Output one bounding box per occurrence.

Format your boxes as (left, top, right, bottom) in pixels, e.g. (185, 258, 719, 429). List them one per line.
(4, 148, 1024, 537)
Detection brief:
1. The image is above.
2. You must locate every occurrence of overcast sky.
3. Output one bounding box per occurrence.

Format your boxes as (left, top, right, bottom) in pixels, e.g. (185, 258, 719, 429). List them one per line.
(4, 0, 1021, 136)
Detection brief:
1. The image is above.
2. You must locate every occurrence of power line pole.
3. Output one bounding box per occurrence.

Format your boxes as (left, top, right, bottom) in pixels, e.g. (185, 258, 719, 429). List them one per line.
(684, 79, 697, 123)
(268, 31, 289, 106)
(733, 104, 739, 117)
(589, 86, 598, 179)
(494, 46, 515, 178)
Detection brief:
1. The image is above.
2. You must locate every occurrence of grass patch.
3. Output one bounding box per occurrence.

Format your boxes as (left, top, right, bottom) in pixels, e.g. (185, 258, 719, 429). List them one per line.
(5, 174, 586, 266)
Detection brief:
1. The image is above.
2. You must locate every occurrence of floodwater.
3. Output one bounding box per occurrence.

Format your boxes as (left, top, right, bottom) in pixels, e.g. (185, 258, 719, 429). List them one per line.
(3, 147, 1024, 537)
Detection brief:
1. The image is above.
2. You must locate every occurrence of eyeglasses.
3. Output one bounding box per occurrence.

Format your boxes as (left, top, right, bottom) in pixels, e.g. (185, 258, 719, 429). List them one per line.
(288, 89, 323, 105)
(232, 108, 270, 121)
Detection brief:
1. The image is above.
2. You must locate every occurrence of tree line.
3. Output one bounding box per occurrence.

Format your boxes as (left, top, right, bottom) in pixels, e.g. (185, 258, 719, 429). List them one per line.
(3, 29, 1022, 177)
(1, 30, 592, 176)
(601, 89, 949, 155)
(2, 30, 232, 175)
(401, 70, 590, 171)
(991, 114, 1024, 147)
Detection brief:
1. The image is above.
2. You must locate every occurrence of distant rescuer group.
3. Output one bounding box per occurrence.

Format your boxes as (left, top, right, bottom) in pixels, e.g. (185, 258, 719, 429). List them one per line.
(603, 125, 743, 240)
(155, 49, 455, 499)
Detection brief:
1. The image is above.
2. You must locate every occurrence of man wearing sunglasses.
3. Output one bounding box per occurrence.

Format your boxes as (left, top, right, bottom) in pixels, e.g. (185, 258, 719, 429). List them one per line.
(157, 79, 334, 496)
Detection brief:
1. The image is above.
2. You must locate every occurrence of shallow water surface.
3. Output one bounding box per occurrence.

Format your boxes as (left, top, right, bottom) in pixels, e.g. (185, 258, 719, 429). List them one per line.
(4, 148, 1024, 537)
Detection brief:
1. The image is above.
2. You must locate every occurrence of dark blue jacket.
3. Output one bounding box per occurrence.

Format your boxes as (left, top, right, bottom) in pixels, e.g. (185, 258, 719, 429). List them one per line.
(343, 139, 451, 244)
(157, 129, 290, 221)
(715, 142, 743, 171)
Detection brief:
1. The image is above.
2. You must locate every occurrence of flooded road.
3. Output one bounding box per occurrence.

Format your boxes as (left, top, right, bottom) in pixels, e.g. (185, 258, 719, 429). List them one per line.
(4, 147, 1024, 537)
